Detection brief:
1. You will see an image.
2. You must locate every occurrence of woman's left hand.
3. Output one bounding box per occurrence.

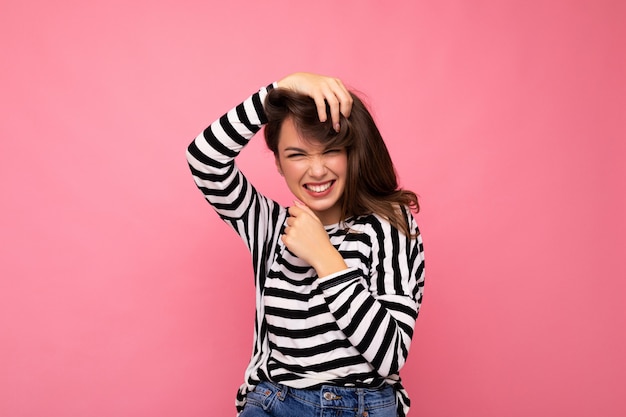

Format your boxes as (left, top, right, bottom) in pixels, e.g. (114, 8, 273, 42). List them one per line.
(281, 201, 348, 278)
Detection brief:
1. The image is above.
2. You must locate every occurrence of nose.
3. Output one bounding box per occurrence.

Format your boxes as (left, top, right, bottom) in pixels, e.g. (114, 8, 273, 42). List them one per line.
(308, 155, 328, 178)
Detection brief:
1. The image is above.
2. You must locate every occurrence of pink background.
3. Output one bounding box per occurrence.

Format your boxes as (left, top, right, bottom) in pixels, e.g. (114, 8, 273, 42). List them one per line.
(1, 1, 624, 416)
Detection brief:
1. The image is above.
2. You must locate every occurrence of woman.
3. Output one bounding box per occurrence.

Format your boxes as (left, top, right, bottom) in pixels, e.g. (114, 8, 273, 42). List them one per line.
(187, 73, 425, 417)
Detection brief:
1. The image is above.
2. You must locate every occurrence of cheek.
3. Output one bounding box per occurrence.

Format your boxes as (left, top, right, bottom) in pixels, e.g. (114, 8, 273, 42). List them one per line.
(330, 156, 348, 176)
(280, 163, 304, 183)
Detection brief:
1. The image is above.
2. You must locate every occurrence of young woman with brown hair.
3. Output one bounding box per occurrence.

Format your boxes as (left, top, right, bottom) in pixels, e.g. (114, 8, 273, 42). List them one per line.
(187, 72, 425, 417)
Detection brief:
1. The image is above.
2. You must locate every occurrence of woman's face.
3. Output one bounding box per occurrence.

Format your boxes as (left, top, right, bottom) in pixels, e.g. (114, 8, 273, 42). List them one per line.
(275, 117, 348, 225)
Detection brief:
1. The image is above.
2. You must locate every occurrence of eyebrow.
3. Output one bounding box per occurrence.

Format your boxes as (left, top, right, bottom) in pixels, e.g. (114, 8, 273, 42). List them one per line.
(283, 146, 308, 153)
(283, 144, 342, 153)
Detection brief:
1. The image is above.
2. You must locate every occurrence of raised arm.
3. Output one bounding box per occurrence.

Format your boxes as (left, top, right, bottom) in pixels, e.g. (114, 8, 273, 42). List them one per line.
(186, 84, 273, 220)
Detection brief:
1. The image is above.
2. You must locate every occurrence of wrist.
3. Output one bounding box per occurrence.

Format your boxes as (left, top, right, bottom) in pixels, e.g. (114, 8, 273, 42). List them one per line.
(313, 247, 348, 278)
(276, 74, 294, 89)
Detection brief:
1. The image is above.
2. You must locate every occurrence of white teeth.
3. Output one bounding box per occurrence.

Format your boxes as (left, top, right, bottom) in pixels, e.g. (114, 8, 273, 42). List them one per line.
(306, 182, 332, 193)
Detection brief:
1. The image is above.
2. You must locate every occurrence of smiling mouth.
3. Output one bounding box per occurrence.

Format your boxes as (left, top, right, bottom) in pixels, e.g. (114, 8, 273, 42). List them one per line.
(304, 180, 334, 193)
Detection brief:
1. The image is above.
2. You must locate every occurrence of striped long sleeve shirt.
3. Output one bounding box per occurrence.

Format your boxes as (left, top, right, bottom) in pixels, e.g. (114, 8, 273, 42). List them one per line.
(186, 83, 425, 416)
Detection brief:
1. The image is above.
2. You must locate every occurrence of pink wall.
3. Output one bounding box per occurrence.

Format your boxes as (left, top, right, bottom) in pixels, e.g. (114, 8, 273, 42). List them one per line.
(1, 1, 624, 416)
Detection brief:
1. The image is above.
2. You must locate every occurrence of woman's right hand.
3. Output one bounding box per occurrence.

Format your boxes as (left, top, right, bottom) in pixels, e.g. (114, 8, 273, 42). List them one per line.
(277, 72, 353, 131)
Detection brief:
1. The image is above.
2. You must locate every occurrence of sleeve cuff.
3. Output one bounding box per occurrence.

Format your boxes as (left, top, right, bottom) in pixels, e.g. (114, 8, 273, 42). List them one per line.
(317, 267, 360, 292)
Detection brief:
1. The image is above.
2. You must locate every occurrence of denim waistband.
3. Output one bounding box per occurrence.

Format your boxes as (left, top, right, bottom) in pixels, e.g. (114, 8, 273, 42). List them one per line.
(253, 380, 396, 414)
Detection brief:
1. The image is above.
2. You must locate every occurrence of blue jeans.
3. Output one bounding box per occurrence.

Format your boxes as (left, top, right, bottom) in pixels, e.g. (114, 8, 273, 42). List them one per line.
(239, 381, 397, 417)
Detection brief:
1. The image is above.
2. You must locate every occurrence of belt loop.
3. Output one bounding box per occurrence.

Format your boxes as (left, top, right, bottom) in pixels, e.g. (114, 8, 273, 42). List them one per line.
(360, 388, 366, 416)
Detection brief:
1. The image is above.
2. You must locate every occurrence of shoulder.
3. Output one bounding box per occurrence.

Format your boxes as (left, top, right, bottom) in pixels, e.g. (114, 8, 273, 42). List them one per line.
(352, 207, 419, 239)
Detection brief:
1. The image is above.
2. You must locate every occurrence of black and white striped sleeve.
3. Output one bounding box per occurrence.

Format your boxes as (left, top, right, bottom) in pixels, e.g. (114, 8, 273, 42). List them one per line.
(317, 211, 425, 378)
(185, 84, 290, 263)
(186, 84, 273, 220)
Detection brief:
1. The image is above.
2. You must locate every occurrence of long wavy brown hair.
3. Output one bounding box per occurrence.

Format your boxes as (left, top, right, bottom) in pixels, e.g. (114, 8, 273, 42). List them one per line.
(264, 88, 419, 237)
